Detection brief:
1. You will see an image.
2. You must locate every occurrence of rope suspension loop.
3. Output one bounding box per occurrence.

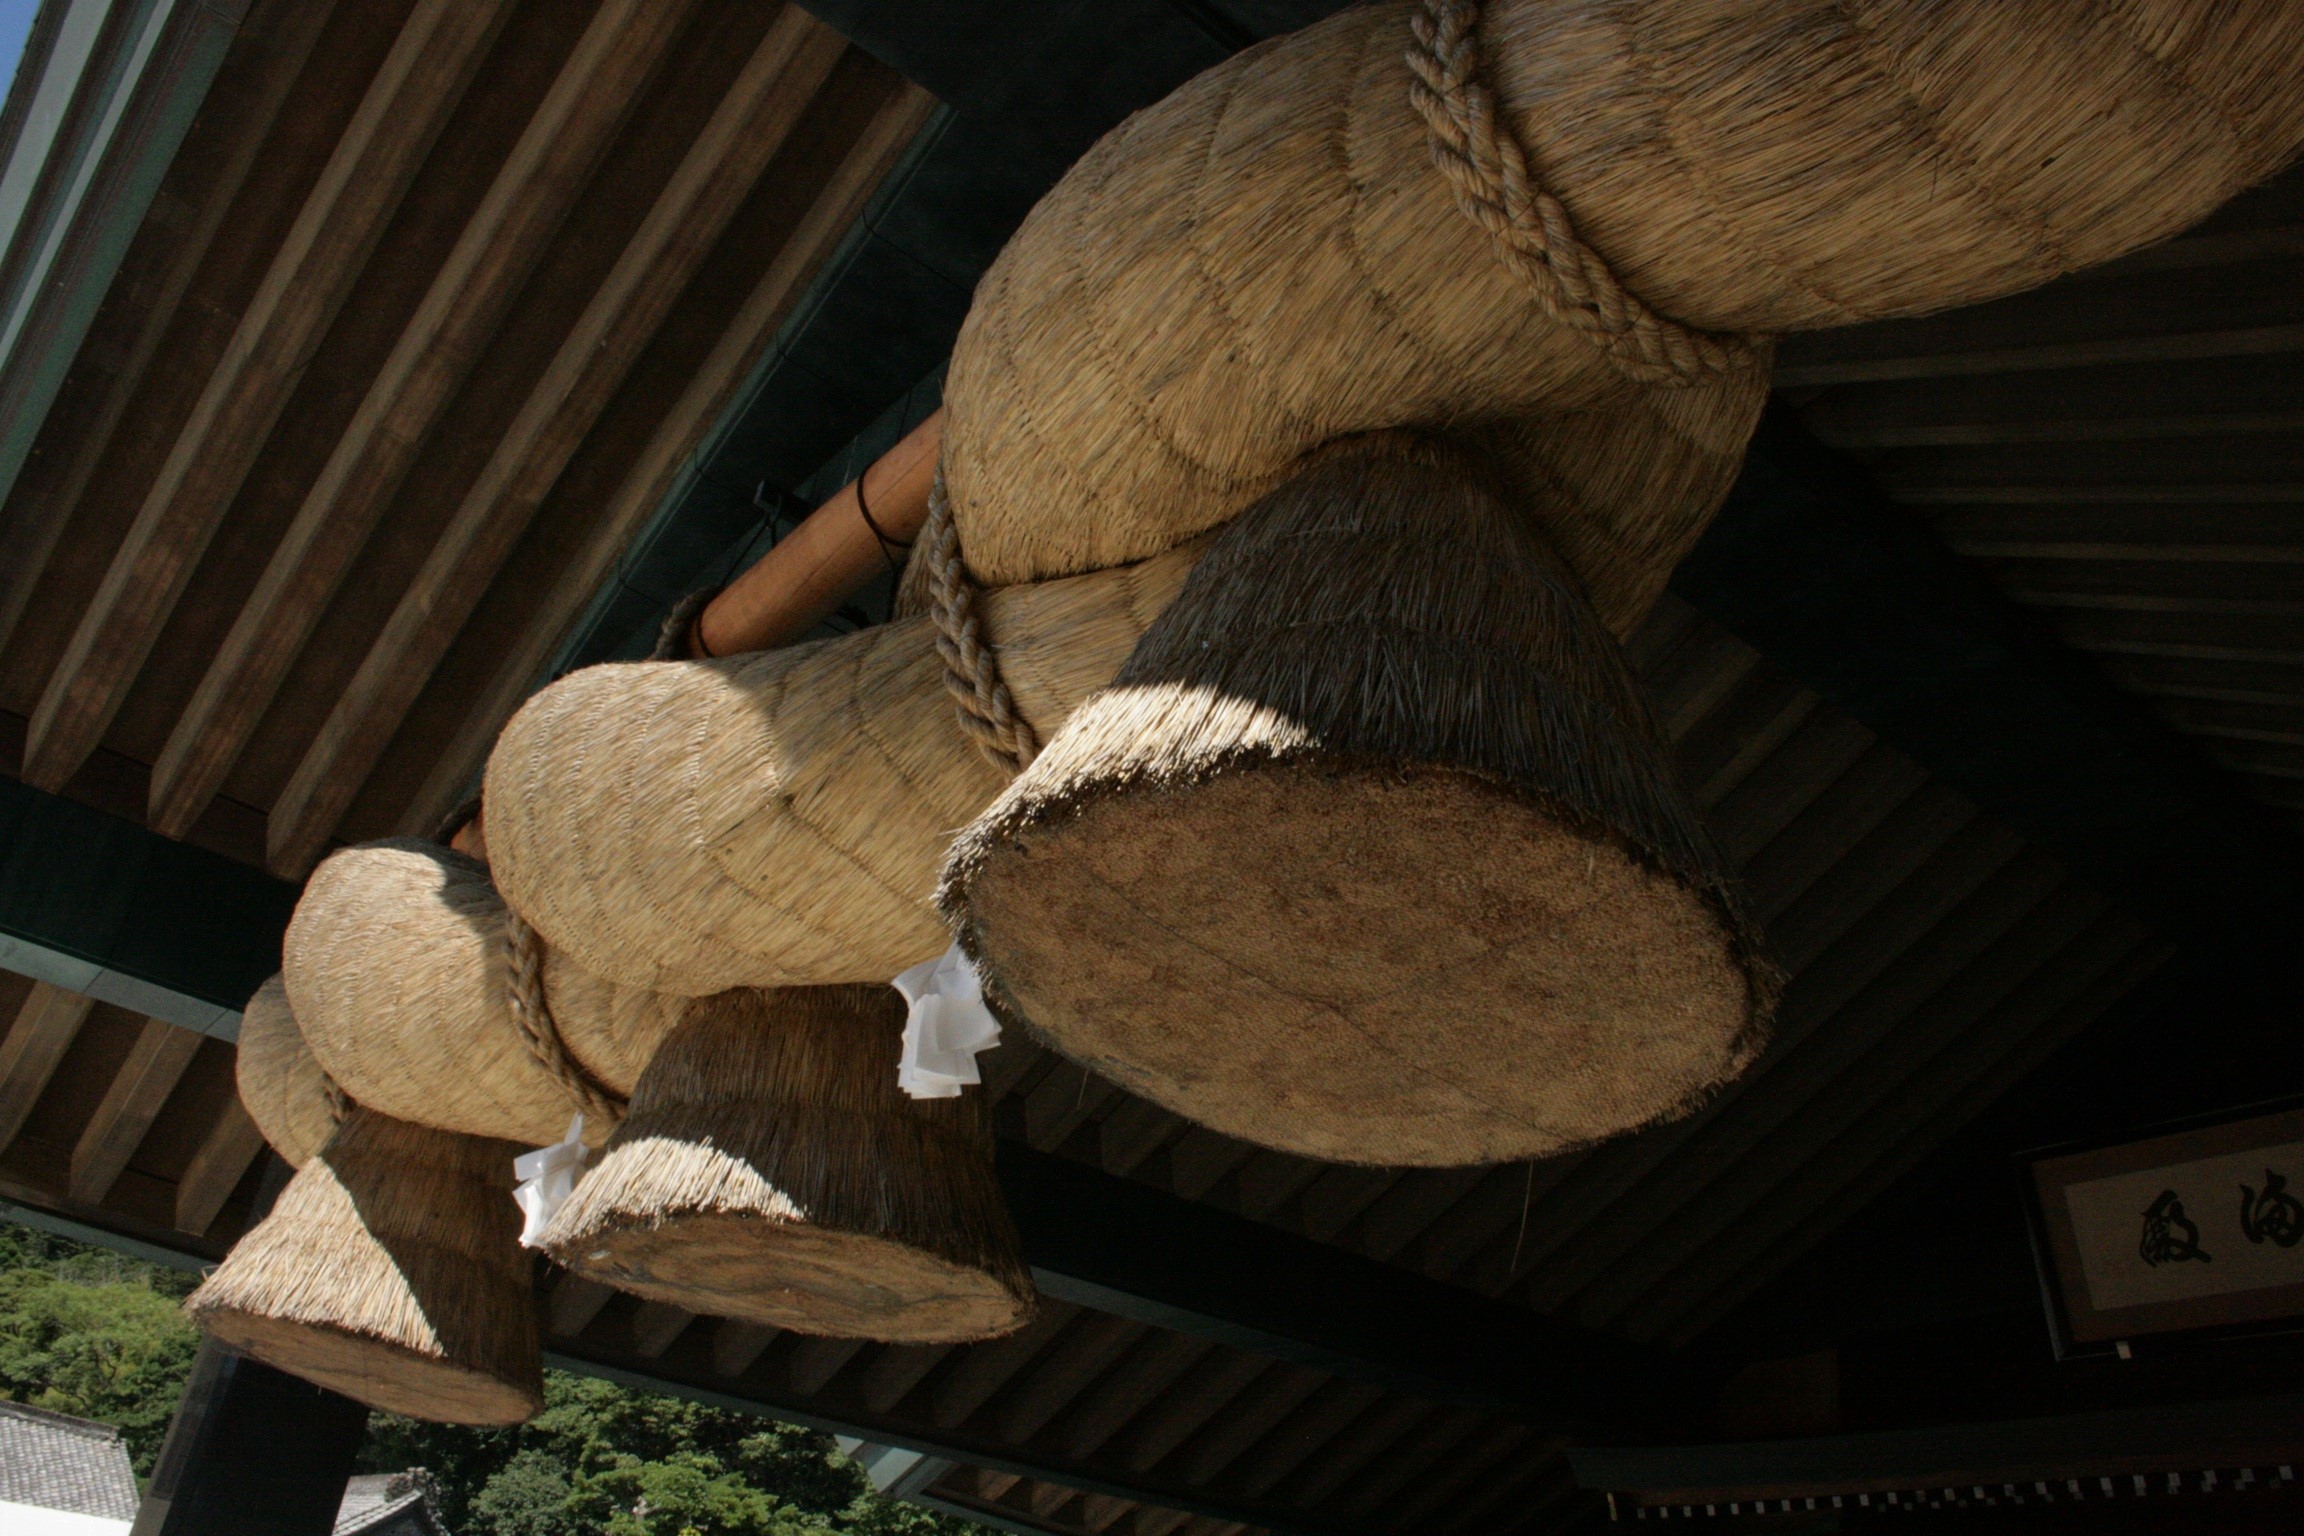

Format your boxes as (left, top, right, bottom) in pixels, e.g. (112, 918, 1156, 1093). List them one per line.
(653, 585, 722, 661)
(1406, 0, 1758, 384)
(502, 907, 628, 1127)
(855, 474, 913, 577)
(923, 467, 1039, 774)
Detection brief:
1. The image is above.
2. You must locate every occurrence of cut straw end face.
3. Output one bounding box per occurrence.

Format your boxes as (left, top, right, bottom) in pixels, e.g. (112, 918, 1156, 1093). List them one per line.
(538, 1144, 1034, 1343)
(533, 986, 1036, 1344)
(185, 1109, 543, 1425)
(953, 750, 1764, 1166)
(187, 1304, 546, 1426)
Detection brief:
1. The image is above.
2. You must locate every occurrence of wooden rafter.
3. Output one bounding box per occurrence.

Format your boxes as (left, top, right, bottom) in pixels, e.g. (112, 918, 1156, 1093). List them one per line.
(20, 0, 519, 794)
(68, 1014, 202, 1205)
(0, 0, 341, 662)
(397, 73, 937, 841)
(173, 1097, 266, 1235)
(0, 981, 95, 1148)
(265, 4, 859, 875)
(146, 0, 700, 838)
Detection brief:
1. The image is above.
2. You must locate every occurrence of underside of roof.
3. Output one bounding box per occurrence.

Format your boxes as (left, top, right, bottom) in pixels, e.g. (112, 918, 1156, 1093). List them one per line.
(0, 3, 2300, 1535)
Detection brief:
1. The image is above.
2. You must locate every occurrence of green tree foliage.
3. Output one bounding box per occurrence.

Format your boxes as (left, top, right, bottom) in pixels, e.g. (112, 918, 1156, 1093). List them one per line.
(362, 1373, 986, 1536)
(0, 1223, 200, 1477)
(2, 1222, 994, 1536)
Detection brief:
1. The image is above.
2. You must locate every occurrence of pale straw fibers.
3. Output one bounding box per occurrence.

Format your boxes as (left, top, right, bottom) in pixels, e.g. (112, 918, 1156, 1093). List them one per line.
(938, 0, 2304, 618)
(485, 546, 1198, 998)
(538, 985, 1033, 1341)
(233, 975, 340, 1168)
(946, 434, 1773, 1165)
(285, 839, 681, 1147)
(187, 1108, 542, 1425)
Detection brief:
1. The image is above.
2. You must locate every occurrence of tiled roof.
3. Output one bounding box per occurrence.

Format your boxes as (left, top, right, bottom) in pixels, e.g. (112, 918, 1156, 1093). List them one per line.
(0, 1402, 140, 1520)
(336, 1472, 450, 1536)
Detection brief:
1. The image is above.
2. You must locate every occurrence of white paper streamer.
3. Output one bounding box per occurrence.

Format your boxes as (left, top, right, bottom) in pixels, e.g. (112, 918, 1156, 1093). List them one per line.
(512, 1114, 590, 1248)
(893, 943, 1001, 1099)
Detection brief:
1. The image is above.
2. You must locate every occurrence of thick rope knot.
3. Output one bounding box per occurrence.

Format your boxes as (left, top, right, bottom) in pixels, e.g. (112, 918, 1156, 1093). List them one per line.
(924, 467, 1038, 774)
(502, 906, 627, 1127)
(1406, 0, 1757, 383)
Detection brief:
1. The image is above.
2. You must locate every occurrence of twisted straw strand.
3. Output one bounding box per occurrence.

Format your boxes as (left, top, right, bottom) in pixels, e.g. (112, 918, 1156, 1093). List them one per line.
(502, 906, 626, 1126)
(923, 468, 1038, 774)
(1406, 0, 1755, 383)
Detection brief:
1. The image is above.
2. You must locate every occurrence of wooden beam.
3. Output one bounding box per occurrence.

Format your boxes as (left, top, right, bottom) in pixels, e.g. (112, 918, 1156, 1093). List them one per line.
(995, 1314, 1145, 1443)
(0, 0, 339, 659)
(1773, 322, 2304, 388)
(858, 1343, 950, 1411)
(69, 1015, 202, 1204)
(173, 1097, 265, 1235)
(930, 1303, 1079, 1430)
(394, 74, 938, 843)
(0, 773, 300, 1015)
(547, 1272, 616, 1337)
(1548, 877, 2098, 1325)
(1568, 1391, 2304, 1505)
(1652, 935, 2163, 1346)
(0, 982, 94, 1147)
(1028, 1480, 1077, 1518)
(1001, 1144, 1684, 1435)
(1674, 410, 2304, 989)
(790, 1336, 867, 1395)
(628, 1300, 695, 1359)
(19, 0, 517, 794)
(267, 5, 863, 875)
(1813, 406, 2304, 449)
(1896, 483, 2304, 505)
(1947, 540, 2304, 562)
(147, 0, 699, 838)
(711, 1319, 779, 1378)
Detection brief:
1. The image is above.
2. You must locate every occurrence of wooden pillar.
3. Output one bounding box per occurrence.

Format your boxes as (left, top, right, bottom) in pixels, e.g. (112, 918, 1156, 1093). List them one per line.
(128, 1338, 370, 1536)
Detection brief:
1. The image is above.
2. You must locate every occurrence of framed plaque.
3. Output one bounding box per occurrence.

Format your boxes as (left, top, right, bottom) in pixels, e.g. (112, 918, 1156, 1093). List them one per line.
(2022, 1099, 2304, 1358)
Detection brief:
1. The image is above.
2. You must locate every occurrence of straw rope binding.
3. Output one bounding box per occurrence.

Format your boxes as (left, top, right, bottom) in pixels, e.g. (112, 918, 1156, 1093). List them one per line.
(923, 468, 1038, 774)
(503, 907, 627, 1126)
(1406, 0, 1756, 383)
(653, 586, 722, 662)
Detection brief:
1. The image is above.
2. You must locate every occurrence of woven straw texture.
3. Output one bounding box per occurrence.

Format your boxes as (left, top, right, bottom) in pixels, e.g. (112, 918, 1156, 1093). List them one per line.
(540, 985, 1033, 1341)
(940, 0, 2304, 625)
(947, 435, 1769, 1165)
(234, 975, 339, 1168)
(186, 1108, 542, 1425)
(487, 548, 1196, 997)
(284, 840, 682, 1147)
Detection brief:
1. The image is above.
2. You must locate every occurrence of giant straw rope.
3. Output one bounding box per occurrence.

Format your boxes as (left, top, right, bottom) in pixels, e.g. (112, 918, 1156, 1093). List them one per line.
(918, 0, 1754, 760)
(923, 469, 1039, 775)
(1404, 0, 1756, 382)
(503, 908, 627, 1127)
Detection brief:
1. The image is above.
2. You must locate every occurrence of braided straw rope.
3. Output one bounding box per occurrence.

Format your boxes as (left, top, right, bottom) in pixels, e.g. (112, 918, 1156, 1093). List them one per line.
(922, 467, 1038, 774)
(1406, 0, 1756, 383)
(652, 585, 721, 662)
(502, 906, 627, 1126)
(322, 1072, 350, 1129)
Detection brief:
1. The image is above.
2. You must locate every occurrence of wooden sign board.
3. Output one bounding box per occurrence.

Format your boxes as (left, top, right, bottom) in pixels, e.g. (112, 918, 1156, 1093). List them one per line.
(2024, 1102, 2304, 1357)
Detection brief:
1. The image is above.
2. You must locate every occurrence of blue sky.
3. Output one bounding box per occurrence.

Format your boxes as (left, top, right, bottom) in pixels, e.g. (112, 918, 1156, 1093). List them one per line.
(0, 0, 37, 102)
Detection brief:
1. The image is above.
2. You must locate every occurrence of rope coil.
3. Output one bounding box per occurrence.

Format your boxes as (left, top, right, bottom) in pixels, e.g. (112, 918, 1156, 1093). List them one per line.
(653, 585, 722, 662)
(923, 468, 1038, 774)
(502, 907, 628, 1126)
(1405, 0, 1757, 383)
